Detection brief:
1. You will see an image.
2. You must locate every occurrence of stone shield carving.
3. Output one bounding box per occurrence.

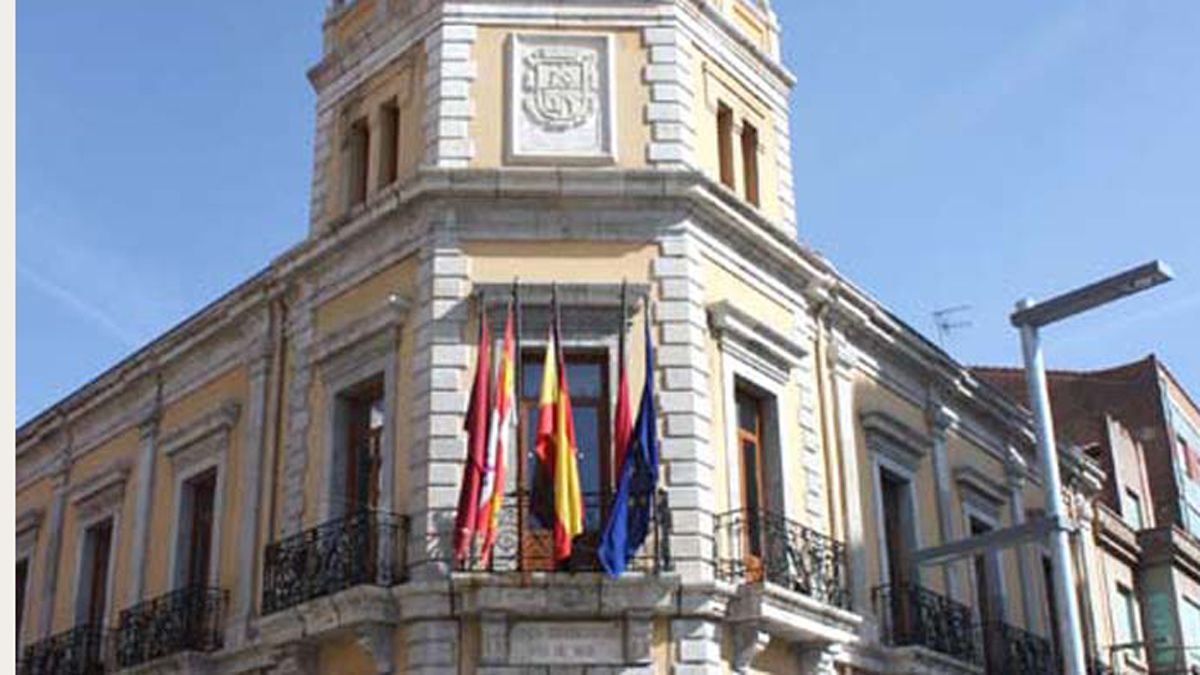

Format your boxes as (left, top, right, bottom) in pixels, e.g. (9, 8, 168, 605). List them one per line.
(508, 33, 615, 164)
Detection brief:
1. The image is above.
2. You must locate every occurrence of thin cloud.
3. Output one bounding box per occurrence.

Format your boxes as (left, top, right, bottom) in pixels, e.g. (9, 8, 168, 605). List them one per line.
(17, 260, 141, 348)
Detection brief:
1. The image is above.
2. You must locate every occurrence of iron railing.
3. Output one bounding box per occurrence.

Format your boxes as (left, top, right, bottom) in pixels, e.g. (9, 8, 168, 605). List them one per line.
(19, 624, 110, 675)
(261, 509, 407, 614)
(873, 583, 983, 666)
(715, 509, 849, 609)
(982, 620, 1056, 675)
(454, 490, 672, 574)
(115, 585, 227, 668)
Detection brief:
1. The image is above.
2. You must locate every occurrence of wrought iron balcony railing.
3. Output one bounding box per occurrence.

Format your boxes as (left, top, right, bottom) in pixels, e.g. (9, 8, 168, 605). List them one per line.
(262, 509, 407, 615)
(19, 624, 110, 675)
(982, 620, 1056, 675)
(873, 583, 983, 666)
(115, 585, 227, 668)
(453, 490, 672, 574)
(714, 509, 849, 609)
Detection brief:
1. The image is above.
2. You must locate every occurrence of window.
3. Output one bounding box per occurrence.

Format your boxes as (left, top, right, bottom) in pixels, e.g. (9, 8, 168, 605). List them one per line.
(179, 469, 217, 588)
(337, 376, 385, 514)
(1043, 556, 1061, 660)
(521, 351, 610, 532)
(1112, 584, 1140, 648)
(717, 102, 735, 190)
(741, 120, 760, 206)
(346, 117, 370, 207)
(1181, 435, 1200, 482)
(378, 100, 400, 188)
(1124, 487, 1145, 530)
(1183, 598, 1200, 668)
(79, 519, 114, 627)
(17, 559, 28, 644)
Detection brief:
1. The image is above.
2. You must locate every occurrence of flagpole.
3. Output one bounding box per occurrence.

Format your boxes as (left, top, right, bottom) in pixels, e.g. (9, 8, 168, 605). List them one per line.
(512, 278, 525, 579)
(617, 280, 627, 493)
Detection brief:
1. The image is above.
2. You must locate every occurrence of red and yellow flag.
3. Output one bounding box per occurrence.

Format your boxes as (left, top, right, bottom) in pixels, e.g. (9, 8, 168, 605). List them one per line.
(476, 305, 515, 566)
(534, 319, 584, 561)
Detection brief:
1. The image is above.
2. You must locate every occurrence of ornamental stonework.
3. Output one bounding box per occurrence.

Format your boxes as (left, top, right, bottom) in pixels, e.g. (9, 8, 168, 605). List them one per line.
(507, 33, 615, 164)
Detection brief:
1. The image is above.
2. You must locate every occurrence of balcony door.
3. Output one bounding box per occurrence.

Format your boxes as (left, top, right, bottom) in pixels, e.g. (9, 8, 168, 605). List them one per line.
(519, 349, 610, 569)
(181, 469, 217, 589)
(971, 516, 1004, 672)
(736, 387, 767, 581)
(338, 377, 384, 515)
(79, 519, 114, 628)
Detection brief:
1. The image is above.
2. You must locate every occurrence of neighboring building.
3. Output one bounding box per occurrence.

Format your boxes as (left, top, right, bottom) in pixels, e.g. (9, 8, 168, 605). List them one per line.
(15, 1, 1111, 674)
(977, 356, 1200, 674)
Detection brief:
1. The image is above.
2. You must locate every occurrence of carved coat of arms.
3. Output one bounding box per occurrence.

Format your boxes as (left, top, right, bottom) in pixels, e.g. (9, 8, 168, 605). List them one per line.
(522, 46, 599, 131)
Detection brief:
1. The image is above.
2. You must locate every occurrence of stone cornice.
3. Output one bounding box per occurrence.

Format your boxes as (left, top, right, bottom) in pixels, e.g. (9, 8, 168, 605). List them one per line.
(160, 401, 243, 457)
(1095, 503, 1142, 567)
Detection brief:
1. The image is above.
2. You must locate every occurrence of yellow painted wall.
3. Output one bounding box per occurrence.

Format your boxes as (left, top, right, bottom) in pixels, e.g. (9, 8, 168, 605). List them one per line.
(692, 46, 783, 224)
(315, 256, 419, 336)
(318, 635, 378, 675)
(470, 27, 652, 168)
(319, 43, 425, 223)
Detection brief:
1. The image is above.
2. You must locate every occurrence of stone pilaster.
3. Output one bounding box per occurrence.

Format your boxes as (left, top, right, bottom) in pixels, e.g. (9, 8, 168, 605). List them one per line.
(773, 112, 797, 233)
(927, 403, 960, 601)
(652, 232, 713, 583)
(126, 405, 160, 606)
(1006, 454, 1042, 636)
(38, 458, 69, 639)
(643, 25, 696, 169)
(281, 286, 316, 535)
(406, 226, 470, 580)
(829, 334, 868, 615)
(231, 348, 272, 641)
(423, 23, 476, 168)
(308, 106, 336, 233)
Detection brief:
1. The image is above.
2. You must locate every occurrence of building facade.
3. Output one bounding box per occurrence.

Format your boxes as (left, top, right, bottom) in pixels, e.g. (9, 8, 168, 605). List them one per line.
(978, 357, 1200, 674)
(15, 1, 1109, 673)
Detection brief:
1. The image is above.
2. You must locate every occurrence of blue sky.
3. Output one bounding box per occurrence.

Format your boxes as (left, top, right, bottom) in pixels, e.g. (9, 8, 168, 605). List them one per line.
(16, 1, 1200, 424)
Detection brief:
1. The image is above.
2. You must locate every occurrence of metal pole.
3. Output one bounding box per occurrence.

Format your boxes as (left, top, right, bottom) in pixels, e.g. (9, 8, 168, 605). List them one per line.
(1016, 299, 1086, 675)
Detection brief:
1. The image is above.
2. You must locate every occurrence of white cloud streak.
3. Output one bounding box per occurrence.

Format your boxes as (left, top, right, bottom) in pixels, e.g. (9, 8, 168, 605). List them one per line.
(17, 260, 141, 348)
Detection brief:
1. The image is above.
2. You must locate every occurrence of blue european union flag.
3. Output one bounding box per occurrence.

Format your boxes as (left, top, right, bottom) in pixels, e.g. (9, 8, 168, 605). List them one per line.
(599, 315, 659, 577)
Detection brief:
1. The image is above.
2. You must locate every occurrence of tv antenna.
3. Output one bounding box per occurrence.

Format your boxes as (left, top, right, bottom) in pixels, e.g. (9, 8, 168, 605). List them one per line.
(932, 305, 973, 346)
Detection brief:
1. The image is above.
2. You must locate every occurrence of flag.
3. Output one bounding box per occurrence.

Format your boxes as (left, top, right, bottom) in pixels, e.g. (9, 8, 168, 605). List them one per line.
(476, 303, 516, 566)
(599, 304, 660, 577)
(453, 301, 491, 564)
(613, 281, 633, 484)
(533, 291, 585, 562)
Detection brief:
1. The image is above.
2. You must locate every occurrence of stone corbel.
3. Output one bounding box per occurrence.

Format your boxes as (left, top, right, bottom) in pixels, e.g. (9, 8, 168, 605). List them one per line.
(354, 623, 395, 675)
(732, 623, 770, 673)
(624, 613, 653, 664)
(479, 612, 508, 665)
(795, 641, 839, 674)
(271, 642, 318, 675)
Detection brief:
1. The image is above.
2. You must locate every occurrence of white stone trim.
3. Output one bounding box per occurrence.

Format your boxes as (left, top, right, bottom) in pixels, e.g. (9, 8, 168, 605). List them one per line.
(423, 23, 477, 168)
(869, 452, 923, 589)
(166, 449, 227, 591)
(70, 498, 122, 627)
(506, 32, 617, 165)
(643, 25, 696, 169)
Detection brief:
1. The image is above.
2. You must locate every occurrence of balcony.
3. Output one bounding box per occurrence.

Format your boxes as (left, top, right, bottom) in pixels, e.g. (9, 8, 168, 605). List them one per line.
(714, 509, 849, 609)
(115, 586, 227, 669)
(981, 620, 1055, 675)
(454, 490, 672, 574)
(19, 624, 109, 675)
(873, 583, 983, 667)
(261, 509, 407, 615)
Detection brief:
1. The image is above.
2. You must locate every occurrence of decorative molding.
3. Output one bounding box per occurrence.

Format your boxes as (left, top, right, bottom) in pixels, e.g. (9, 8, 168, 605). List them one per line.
(507, 33, 615, 165)
(861, 411, 929, 471)
(709, 300, 806, 381)
(954, 466, 1008, 512)
(69, 459, 132, 521)
(17, 507, 44, 558)
(161, 400, 241, 460)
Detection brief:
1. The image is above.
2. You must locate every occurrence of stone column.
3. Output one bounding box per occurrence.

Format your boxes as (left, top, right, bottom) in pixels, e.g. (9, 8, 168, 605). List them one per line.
(423, 24, 477, 168)
(643, 24, 696, 169)
(927, 404, 960, 600)
(231, 347, 271, 642)
(829, 334, 868, 614)
(126, 408, 161, 606)
(38, 458, 69, 638)
(1006, 455, 1042, 635)
(281, 285, 316, 535)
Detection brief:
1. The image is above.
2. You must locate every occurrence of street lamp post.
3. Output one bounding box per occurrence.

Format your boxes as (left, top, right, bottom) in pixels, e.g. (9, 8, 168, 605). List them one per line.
(1011, 260, 1173, 675)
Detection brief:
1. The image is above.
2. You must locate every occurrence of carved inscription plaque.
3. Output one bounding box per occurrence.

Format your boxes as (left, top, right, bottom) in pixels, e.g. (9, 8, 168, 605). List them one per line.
(509, 620, 624, 664)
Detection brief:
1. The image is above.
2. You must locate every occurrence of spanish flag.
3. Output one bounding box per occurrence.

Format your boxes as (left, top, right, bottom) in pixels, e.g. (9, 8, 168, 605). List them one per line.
(534, 295, 584, 562)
